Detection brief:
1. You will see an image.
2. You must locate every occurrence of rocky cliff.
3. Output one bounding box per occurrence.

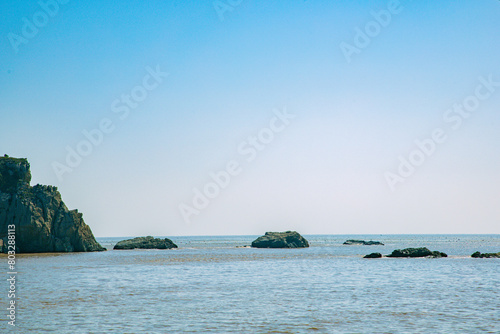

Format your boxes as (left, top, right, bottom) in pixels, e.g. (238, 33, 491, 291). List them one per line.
(0, 156, 105, 253)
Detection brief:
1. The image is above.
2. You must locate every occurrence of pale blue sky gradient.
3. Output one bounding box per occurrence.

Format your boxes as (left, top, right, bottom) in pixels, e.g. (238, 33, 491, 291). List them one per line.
(1, 0, 499, 236)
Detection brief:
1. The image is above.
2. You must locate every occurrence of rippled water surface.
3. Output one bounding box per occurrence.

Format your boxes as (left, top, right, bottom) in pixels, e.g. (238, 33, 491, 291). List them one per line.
(2, 235, 499, 333)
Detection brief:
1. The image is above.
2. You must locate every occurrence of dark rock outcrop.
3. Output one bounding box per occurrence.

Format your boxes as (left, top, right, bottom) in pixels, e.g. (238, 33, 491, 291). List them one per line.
(387, 247, 447, 258)
(251, 231, 309, 248)
(343, 239, 384, 246)
(113, 236, 178, 250)
(0, 157, 105, 253)
(471, 251, 500, 258)
(364, 252, 382, 258)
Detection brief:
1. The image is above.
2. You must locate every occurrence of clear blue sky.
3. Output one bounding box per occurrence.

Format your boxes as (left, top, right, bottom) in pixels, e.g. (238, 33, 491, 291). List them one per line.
(1, 0, 499, 236)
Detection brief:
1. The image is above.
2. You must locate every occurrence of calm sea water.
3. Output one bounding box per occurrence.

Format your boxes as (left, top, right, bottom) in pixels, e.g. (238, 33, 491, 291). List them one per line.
(1, 235, 499, 333)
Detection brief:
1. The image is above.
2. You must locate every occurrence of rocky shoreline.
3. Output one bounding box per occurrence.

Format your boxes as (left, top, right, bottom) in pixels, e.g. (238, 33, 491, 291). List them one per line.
(0, 156, 105, 253)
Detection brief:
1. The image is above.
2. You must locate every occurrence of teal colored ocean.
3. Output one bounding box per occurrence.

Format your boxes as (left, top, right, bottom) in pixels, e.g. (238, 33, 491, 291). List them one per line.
(2, 235, 499, 333)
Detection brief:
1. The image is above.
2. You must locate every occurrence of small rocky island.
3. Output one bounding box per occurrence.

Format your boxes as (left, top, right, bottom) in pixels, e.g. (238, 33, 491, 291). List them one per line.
(251, 231, 309, 248)
(387, 247, 447, 258)
(343, 239, 384, 246)
(0, 156, 105, 253)
(113, 236, 178, 250)
(471, 251, 500, 258)
(363, 252, 382, 258)
(364, 247, 447, 258)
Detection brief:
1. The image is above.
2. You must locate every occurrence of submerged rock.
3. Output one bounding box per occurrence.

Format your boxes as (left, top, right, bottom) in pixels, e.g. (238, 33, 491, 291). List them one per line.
(471, 251, 500, 258)
(113, 236, 178, 250)
(343, 239, 384, 246)
(251, 231, 309, 248)
(0, 156, 105, 253)
(387, 247, 447, 258)
(363, 252, 382, 258)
